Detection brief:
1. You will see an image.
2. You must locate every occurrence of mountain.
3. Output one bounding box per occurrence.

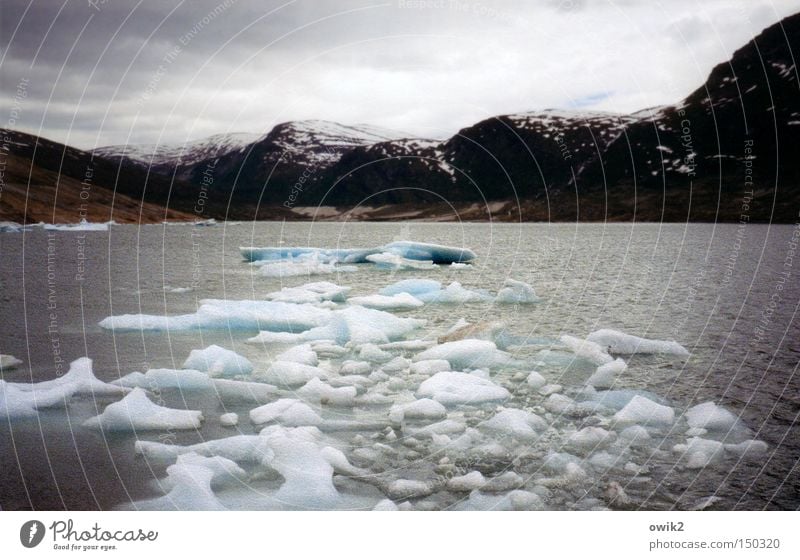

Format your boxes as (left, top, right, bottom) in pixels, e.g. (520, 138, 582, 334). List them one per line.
(2, 12, 798, 223)
(95, 132, 262, 170)
(0, 130, 196, 224)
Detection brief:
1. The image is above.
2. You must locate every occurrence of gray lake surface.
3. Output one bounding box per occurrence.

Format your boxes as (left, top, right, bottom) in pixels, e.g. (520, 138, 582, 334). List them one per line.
(1, 221, 798, 510)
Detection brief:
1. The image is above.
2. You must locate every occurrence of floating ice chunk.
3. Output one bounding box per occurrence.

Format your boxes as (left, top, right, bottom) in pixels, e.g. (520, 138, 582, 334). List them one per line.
(483, 472, 524, 492)
(219, 413, 239, 427)
(136, 434, 270, 464)
(357, 344, 393, 363)
(44, 219, 110, 232)
(386, 479, 434, 500)
(619, 425, 651, 444)
(211, 379, 276, 402)
(172, 452, 247, 487)
(0, 354, 22, 370)
(335, 306, 425, 345)
(417, 282, 491, 304)
(257, 361, 330, 386)
(416, 371, 510, 406)
(182, 345, 253, 378)
(494, 279, 539, 304)
(410, 359, 450, 376)
(339, 361, 372, 376)
(480, 408, 547, 440)
(249, 398, 324, 426)
(274, 344, 318, 366)
(538, 384, 562, 396)
(408, 418, 467, 437)
(587, 329, 689, 356)
(311, 341, 348, 358)
(348, 292, 425, 310)
(414, 339, 513, 370)
(447, 471, 486, 492)
(259, 255, 357, 278)
(450, 262, 471, 269)
(10, 357, 130, 396)
(565, 427, 615, 453)
(586, 358, 627, 389)
(265, 281, 350, 304)
(0, 380, 74, 418)
(366, 252, 438, 271)
(544, 394, 576, 415)
(114, 368, 214, 391)
(260, 426, 341, 508)
(457, 489, 542, 511)
(100, 300, 330, 332)
(724, 439, 768, 458)
(685, 402, 740, 431)
(673, 437, 725, 468)
(297, 378, 357, 406)
(83, 388, 203, 431)
(526, 371, 546, 390)
(240, 246, 378, 263)
(133, 462, 225, 511)
(560, 335, 614, 365)
(614, 395, 674, 426)
(380, 279, 441, 297)
(584, 389, 667, 412)
(381, 356, 410, 373)
(388, 398, 447, 423)
(373, 499, 399, 511)
(383, 241, 476, 263)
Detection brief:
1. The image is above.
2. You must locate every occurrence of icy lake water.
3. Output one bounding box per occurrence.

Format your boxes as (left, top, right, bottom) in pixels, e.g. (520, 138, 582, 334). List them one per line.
(1, 221, 798, 510)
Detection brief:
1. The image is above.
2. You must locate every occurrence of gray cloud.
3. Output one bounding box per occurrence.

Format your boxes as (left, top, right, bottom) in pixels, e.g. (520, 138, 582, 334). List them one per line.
(2, 0, 798, 149)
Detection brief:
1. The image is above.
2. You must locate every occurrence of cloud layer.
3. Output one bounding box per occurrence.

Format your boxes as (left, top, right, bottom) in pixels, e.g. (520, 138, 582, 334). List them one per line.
(2, 0, 797, 148)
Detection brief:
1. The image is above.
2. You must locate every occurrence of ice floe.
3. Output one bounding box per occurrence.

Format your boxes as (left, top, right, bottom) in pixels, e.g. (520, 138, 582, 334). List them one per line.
(83, 388, 203, 431)
(587, 329, 689, 356)
(182, 345, 253, 377)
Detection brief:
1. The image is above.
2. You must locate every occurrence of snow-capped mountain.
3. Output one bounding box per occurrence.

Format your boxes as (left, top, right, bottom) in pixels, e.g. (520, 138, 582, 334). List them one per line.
(95, 132, 263, 168)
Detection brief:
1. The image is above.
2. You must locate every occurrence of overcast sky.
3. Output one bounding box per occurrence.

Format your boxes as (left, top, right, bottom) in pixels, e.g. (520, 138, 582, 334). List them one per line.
(2, 0, 798, 149)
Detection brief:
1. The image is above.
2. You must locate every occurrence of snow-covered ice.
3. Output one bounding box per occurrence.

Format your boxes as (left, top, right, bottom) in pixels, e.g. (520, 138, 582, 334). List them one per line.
(182, 345, 253, 377)
(587, 329, 689, 356)
(83, 388, 203, 431)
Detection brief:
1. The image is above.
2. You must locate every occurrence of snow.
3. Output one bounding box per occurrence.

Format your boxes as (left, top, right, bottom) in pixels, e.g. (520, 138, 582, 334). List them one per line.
(614, 395, 674, 426)
(685, 402, 740, 431)
(495, 279, 539, 303)
(83, 388, 203, 431)
(414, 339, 514, 370)
(587, 329, 689, 356)
(479, 408, 547, 440)
(416, 371, 510, 406)
(257, 361, 330, 386)
(348, 292, 425, 310)
(388, 398, 447, 423)
(586, 357, 627, 388)
(249, 398, 324, 426)
(182, 345, 253, 377)
(219, 413, 239, 427)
